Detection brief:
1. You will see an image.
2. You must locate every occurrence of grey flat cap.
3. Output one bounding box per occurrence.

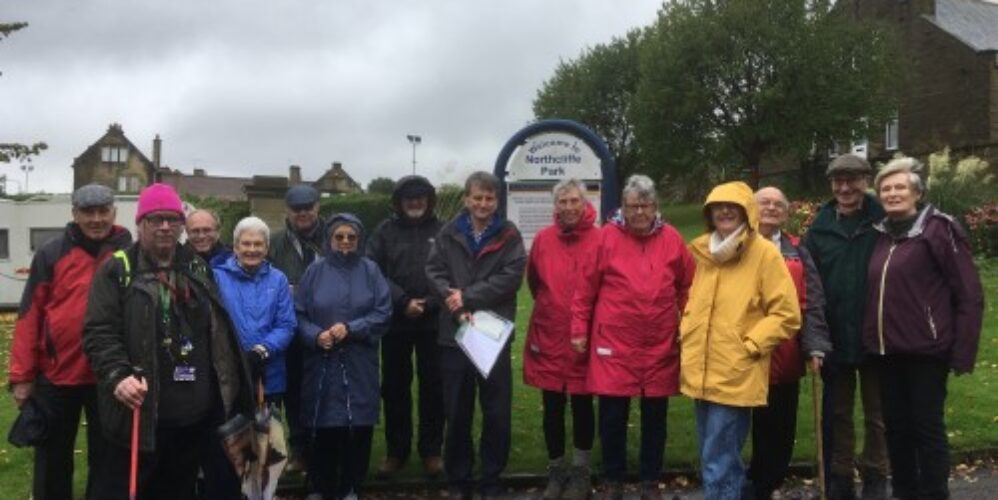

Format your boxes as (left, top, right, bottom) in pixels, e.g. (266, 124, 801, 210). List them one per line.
(72, 183, 115, 208)
(285, 184, 320, 207)
(826, 154, 872, 177)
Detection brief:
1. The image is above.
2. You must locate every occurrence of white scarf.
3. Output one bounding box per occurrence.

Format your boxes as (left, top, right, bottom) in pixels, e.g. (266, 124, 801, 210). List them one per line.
(709, 224, 747, 263)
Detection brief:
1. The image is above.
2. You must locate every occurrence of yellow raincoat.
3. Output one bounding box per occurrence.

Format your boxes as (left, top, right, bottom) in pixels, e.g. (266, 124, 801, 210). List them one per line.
(679, 182, 801, 407)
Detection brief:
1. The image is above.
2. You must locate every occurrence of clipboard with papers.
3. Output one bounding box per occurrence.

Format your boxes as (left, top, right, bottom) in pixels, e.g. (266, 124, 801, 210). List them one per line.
(455, 310, 514, 378)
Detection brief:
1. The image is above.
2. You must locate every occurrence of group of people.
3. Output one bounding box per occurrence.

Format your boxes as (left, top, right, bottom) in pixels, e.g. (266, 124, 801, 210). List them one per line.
(6, 153, 983, 500)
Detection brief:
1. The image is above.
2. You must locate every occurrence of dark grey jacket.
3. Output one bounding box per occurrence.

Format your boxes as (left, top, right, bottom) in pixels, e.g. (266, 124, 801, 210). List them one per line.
(425, 212, 527, 347)
(269, 219, 327, 285)
(83, 244, 253, 451)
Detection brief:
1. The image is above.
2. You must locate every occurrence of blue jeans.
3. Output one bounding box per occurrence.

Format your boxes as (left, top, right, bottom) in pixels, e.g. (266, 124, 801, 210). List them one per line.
(695, 400, 751, 500)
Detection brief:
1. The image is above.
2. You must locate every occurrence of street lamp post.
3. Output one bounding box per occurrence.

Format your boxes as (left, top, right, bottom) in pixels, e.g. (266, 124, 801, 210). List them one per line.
(20, 164, 34, 193)
(406, 134, 421, 175)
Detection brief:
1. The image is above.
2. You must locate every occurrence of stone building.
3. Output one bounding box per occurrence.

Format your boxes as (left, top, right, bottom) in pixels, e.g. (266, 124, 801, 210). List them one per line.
(847, 0, 998, 164)
(70, 125, 364, 221)
(71, 123, 157, 193)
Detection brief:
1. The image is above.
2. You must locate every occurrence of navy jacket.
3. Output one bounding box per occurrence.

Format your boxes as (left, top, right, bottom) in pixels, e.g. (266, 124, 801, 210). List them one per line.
(295, 214, 392, 427)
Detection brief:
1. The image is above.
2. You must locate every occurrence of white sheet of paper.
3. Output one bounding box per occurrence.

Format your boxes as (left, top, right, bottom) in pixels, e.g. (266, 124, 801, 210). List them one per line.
(455, 311, 514, 378)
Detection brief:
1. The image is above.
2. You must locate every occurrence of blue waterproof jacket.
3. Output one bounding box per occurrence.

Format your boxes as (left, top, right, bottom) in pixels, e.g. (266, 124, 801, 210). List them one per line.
(213, 255, 297, 395)
(295, 214, 392, 428)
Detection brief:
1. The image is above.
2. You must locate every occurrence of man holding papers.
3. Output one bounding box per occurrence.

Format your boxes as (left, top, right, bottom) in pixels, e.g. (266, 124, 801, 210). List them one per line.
(426, 171, 527, 499)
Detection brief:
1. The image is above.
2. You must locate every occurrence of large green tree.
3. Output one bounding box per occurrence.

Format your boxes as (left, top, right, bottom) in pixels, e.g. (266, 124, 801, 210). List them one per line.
(633, 0, 904, 187)
(1, 22, 47, 165)
(533, 30, 643, 182)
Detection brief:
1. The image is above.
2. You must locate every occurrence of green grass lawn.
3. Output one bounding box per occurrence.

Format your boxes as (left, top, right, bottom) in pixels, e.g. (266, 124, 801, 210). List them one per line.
(1, 204, 996, 498)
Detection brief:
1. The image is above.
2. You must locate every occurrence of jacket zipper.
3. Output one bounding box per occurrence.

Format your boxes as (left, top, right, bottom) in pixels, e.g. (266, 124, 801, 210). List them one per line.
(926, 306, 938, 340)
(876, 243, 897, 355)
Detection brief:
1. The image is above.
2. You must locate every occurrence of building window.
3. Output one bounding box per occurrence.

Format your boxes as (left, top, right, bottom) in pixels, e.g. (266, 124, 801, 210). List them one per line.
(118, 175, 141, 193)
(885, 117, 899, 151)
(101, 146, 128, 164)
(0, 229, 9, 259)
(30, 228, 63, 252)
(850, 138, 868, 160)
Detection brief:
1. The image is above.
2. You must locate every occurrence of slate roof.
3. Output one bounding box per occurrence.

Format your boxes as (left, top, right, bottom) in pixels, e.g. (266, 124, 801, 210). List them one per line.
(925, 0, 998, 52)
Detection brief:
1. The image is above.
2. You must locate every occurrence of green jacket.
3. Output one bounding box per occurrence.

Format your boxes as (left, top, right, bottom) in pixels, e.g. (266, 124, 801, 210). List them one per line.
(802, 193, 884, 365)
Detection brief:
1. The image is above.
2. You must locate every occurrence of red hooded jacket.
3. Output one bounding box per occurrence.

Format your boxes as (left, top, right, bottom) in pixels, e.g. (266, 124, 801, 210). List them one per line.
(9, 224, 131, 386)
(523, 203, 601, 394)
(571, 214, 695, 397)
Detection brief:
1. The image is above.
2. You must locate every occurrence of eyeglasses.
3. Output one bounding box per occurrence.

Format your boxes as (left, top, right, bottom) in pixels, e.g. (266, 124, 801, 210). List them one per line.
(145, 214, 184, 227)
(289, 204, 316, 213)
(333, 233, 358, 242)
(624, 203, 655, 213)
(187, 228, 217, 236)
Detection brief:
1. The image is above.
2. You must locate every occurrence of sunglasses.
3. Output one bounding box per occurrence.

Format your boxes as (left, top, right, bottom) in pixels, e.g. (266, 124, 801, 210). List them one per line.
(145, 214, 184, 227)
(333, 233, 358, 242)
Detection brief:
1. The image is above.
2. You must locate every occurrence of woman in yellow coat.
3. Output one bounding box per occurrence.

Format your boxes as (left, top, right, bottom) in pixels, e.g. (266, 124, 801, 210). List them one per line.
(680, 181, 801, 499)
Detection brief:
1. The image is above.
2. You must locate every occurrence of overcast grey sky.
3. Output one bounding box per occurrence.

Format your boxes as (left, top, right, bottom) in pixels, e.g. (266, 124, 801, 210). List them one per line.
(0, 0, 662, 194)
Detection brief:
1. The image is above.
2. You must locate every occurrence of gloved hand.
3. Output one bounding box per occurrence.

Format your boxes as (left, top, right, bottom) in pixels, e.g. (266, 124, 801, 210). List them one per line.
(244, 348, 267, 386)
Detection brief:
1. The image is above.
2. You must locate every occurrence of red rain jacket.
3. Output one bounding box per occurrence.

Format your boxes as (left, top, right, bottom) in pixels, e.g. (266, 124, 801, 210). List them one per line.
(571, 216, 694, 397)
(523, 203, 601, 394)
(9, 224, 131, 386)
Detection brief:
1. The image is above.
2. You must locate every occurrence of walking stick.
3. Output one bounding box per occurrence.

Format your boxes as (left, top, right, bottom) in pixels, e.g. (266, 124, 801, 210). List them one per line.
(130, 368, 145, 500)
(812, 369, 826, 500)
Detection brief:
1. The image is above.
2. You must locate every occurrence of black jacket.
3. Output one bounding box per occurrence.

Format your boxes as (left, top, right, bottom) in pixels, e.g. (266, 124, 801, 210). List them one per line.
(425, 211, 527, 347)
(83, 243, 253, 451)
(367, 176, 444, 332)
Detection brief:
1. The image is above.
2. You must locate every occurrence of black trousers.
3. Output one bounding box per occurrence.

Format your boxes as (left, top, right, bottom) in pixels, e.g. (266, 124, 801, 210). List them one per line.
(541, 390, 595, 460)
(599, 395, 669, 483)
(381, 327, 444, 461)
(89, 419, 212, 500)
(285, 340, 306, 453)
(31, 379, 104, 500)
(307, 426, 374, 499)
(747, 381, 800, 498)
(877, 354, 950, 500)
(440, 345, 512, 494)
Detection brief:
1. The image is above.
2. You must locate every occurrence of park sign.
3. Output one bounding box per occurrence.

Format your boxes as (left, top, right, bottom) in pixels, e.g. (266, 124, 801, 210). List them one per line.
(493, 119, 618, 251)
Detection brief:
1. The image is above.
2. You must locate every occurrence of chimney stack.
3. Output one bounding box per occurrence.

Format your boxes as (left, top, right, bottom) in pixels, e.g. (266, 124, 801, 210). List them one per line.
(193, 168, 206, 177)
(153, 134, 162, 169)
(289, 165, 302, 185)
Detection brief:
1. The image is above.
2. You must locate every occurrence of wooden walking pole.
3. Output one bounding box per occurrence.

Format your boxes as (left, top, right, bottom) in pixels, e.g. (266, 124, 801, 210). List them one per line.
(812, 370, 827, 500)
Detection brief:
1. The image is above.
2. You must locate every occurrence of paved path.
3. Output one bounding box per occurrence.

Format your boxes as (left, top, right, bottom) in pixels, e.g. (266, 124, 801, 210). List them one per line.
(280, 459, 998, 499)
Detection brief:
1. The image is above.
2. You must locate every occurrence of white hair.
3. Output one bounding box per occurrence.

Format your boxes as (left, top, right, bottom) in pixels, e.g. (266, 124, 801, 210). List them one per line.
(875, 157, 925, 194)
(551, 178, 587, 201)
(622, 174, 657, 202)
(233, 216, 270, 243)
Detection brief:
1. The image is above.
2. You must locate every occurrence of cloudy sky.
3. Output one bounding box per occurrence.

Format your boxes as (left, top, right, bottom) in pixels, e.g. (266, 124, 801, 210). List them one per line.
(1, 0, 662, 194)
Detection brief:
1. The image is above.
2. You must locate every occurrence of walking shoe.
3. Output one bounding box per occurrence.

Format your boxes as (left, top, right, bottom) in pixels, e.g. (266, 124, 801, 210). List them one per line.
(562, 465, 592, 500)
(639, 481, 661, 500)
(860, 470, 888, 500)
(375, 456, 404, 479)
(828, 474, 857, 500)
(423, 455, 444, 479)
(600, 481, 623, 500)
(543, 463, 569, 499)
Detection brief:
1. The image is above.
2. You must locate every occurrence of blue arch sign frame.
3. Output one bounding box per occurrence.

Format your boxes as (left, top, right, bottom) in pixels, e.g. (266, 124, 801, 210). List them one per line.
(492, 119, 619, 221)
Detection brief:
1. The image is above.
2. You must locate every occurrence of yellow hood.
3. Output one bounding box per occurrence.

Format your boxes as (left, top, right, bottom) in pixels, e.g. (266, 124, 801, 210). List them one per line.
(701, 181, 759, 233)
